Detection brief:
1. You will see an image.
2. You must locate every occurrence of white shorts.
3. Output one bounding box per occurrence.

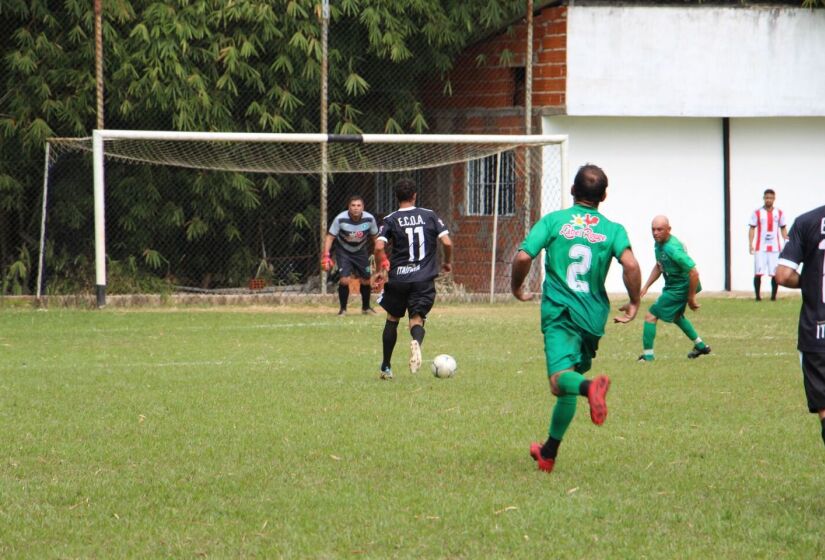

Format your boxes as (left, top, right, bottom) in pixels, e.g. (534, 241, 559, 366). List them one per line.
(754, 251, 779, 276)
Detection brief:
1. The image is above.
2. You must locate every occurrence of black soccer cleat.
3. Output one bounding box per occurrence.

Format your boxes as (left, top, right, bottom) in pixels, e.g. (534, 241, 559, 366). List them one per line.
(687, 345, 711, 359)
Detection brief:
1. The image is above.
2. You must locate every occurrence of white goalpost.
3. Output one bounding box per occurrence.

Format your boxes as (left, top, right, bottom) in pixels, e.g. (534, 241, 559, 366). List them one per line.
(42, 131, 568, 306)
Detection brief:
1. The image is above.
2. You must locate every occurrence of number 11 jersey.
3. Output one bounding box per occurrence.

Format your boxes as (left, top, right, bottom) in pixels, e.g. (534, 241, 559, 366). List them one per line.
(378, 206, 449, 283)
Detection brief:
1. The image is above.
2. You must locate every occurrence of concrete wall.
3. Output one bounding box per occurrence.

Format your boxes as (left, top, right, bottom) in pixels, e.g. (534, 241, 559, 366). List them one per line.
(543, 115, 825, 294)
(543, 116, 725, 293)
(729, 117, 825, 292)
(567, 6, 825, 117)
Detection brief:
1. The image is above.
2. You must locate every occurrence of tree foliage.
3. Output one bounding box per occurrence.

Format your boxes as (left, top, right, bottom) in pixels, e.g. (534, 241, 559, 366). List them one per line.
(0, 0, 526, 293)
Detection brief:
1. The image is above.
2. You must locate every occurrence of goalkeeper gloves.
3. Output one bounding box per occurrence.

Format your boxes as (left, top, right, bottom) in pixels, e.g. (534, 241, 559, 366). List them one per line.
(321, 252, 334, 272)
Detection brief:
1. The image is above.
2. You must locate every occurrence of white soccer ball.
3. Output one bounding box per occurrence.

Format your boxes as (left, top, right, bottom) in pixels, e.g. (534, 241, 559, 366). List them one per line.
(431, 354, 457, 379)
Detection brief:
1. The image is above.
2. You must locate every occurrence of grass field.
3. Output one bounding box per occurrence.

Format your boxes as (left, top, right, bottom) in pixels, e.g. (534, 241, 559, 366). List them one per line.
(0, 296, 822, 558)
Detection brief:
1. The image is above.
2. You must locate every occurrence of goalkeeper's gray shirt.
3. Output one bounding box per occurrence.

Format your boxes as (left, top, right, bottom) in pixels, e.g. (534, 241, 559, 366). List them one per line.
(328, 211, 378, 254)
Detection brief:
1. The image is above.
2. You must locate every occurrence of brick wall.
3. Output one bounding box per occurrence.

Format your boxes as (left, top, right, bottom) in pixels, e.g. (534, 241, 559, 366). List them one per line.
(421, 6, 567, 292)
(423, 5, 567, 114)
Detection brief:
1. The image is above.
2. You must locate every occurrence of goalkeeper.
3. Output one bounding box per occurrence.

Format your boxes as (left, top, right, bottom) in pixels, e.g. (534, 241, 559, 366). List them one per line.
(637, 215, 711, 362)
(321, 195, 379, 316)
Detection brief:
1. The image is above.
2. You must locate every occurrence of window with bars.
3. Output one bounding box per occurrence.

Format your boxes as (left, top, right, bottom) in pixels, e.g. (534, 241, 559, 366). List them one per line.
(466, 151, 516, 216)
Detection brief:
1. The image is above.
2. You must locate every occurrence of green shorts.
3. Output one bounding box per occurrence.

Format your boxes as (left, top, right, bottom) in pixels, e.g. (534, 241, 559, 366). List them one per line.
(649, 290, 688, 323)
(540, 301, 600, 375)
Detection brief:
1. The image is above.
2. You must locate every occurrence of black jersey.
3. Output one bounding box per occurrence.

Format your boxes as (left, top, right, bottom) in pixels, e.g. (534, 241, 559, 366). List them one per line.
(378, 206, 449, 283)
(778, 205, 825, 352)
(328, 210, 378, 254)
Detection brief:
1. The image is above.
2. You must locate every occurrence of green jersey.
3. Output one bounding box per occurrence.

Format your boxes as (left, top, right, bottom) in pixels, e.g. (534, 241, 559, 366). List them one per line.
(654, 235, 699, 295)
(520, 204, 631, 336)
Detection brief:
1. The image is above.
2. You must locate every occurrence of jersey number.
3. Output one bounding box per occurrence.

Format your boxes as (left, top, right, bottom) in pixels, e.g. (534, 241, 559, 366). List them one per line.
(820, 240, 825, 304)
(405, 226, 425, 262)
(566, 244, 592, 293)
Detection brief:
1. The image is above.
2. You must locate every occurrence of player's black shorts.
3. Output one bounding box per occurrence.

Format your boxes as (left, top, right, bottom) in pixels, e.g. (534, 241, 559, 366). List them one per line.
(334, 248, 370, 280)
(801, 352, 825, 413)
(378, 280, 436, 319)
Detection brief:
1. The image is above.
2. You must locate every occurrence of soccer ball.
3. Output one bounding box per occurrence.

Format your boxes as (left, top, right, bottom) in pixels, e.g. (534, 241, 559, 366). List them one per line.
(431, 354, 457, 379)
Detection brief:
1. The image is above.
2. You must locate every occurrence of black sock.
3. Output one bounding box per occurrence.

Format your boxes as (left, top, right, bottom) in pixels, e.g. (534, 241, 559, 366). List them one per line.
(338, 283, 349, 310)
(382, 320, 399, 368)
(410, 324, 425, 346)
(754, 276, 761, 300)
(771, 277, 778, 300)
(821, 418, 825, 448)
(541, 437, 561, 460)
(579, 379, 591, 397)
(360, 283, 371, 309)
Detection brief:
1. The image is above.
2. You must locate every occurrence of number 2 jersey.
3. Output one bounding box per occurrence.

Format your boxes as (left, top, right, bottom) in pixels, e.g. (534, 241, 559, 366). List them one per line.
(378, 206, 449, 283)
(778, 204, 825, 352)
(520, 204, 631, 337)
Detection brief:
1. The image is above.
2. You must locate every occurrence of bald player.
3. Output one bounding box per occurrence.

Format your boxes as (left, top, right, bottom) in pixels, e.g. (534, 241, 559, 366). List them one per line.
(637, 215, 711, 362)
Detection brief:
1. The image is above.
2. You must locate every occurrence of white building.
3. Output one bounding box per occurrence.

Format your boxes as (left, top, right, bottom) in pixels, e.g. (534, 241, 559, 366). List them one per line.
(544, 4, 825, 293)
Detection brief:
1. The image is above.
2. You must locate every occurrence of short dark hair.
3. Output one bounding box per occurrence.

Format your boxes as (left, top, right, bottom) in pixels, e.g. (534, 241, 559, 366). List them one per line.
(394, 178, 417, 203)
(572, 164, 608, 204)
(347, 194, 364, 205)
(763, 189, 775, 196)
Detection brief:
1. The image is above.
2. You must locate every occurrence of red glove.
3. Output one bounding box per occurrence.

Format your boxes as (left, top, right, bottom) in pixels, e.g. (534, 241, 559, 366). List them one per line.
(321, 253, 333, 272)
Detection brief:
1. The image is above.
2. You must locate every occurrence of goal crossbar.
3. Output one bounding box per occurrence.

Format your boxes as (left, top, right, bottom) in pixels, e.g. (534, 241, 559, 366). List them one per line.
(48, 131, 568, 174)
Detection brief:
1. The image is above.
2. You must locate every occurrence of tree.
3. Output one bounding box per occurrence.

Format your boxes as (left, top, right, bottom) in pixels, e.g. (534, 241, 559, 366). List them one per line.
(0, 0, 527, 292)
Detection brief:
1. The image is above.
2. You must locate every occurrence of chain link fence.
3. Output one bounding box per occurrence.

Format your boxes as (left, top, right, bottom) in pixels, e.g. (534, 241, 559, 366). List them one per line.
(1, 1, 565, 301)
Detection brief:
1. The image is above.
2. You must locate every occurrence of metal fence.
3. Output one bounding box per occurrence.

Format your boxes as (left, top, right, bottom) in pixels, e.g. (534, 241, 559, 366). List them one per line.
(1, 1, 564, 300)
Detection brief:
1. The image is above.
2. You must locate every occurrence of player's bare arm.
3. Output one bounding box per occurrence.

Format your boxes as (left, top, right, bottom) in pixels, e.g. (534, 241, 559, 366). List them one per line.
(748, 226, 756, 255)
(615, 248, 642, 323)
(775, 264, 800, 288)
(640, 262, 662, 299)
(511, 250, 534, 302)
(687, 267, 701, 310)
(371, 239, 389, 290)
(439, 234, 453, 273)
(321, 233, 336, 271)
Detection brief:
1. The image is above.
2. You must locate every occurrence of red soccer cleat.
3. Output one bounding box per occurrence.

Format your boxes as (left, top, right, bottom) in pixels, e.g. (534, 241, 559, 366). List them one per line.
(587, 375, 610, 426)
(529, 442, 555, 473)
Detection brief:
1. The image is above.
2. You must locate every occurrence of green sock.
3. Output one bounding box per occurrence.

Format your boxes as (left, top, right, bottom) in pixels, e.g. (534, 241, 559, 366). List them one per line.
(557, 371, 586, 396)
(642, 321, 657, 359)
(549, 394, 578, 441)
(675, 316, 706, 348)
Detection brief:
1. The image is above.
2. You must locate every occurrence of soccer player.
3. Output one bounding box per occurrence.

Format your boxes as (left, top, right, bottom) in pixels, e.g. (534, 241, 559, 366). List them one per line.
(775, 204, 825, 447)
(511, 164, 641, 474)
(637, 215, 711, 362)
(749, 189, 789, 301)
(372, 178, 452, 380)
(322, 195, 379, 316)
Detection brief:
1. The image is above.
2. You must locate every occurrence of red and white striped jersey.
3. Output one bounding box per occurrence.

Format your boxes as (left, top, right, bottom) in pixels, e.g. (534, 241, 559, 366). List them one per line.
(749, 206, 787, 252)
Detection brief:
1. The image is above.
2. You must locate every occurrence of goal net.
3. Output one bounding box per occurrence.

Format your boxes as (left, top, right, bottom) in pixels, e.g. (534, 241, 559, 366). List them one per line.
(41, 131, 567, 305)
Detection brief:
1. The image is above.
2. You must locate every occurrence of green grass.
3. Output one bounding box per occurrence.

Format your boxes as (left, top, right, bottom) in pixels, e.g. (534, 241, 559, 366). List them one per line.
(0, 297, 821, 558)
